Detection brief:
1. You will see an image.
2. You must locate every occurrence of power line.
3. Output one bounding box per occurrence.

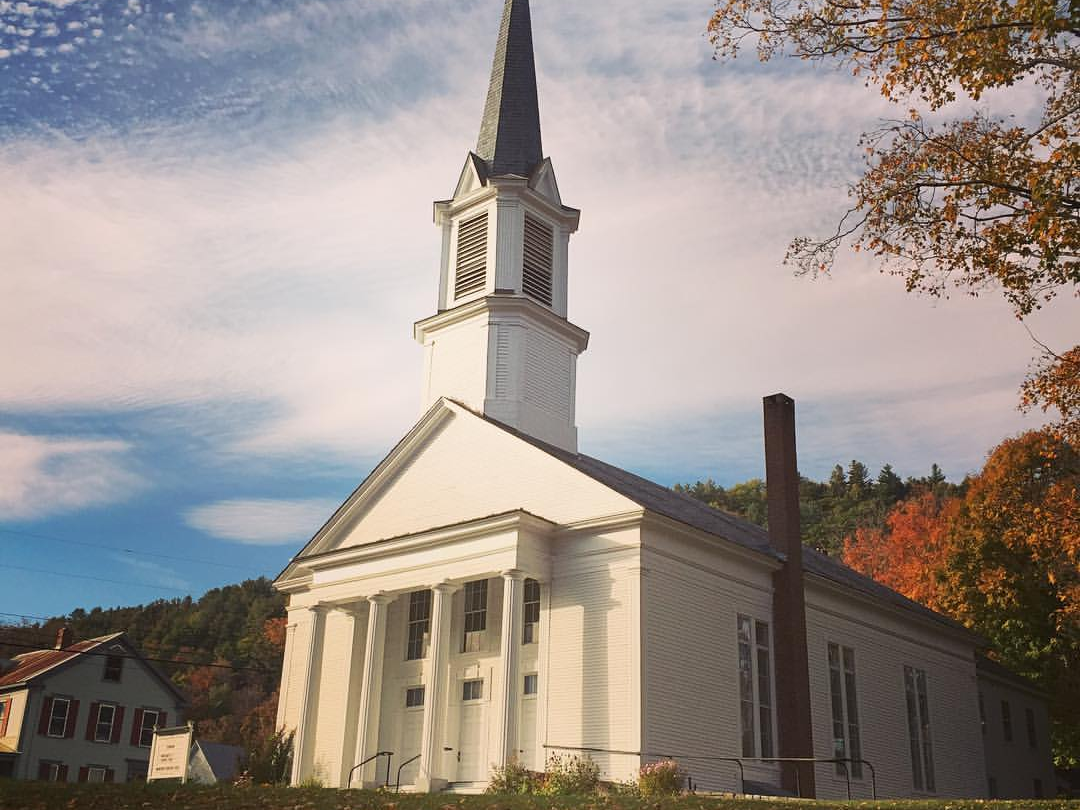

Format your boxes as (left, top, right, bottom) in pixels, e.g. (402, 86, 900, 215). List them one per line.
(0, 563, 192, 594)
(0, 639, 280, 675)
(0, 527, 254, 571)
(0, 611, 51, 622)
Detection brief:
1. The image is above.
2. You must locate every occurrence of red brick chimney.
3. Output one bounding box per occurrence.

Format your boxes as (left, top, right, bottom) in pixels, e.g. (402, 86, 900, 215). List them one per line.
(54, 626, 73, 650)
(763, 394, 816, 797)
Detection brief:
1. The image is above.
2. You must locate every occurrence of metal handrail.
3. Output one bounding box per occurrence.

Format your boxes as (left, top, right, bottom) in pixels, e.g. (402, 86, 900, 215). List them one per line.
(395, 754, 421, 791)
(542, 745, 875, 799)
(347, 751, 393, 790)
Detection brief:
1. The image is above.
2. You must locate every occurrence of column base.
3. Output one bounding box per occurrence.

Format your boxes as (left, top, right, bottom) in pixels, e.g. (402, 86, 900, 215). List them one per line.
(416, 775, 448, 793)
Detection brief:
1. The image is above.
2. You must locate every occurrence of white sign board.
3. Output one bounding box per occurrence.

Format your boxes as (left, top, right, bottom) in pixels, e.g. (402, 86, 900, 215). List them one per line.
(148, 723, 194, 783)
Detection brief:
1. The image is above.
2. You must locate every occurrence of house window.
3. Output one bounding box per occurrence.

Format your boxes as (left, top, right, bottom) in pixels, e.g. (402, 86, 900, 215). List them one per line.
(94, 704, 116, 742)
(737, 615, 774, 758)
(978, 692, 986, 735)
(48, 698, 70, 738)
(827, 643, 863, 778)
(462, 679, 483, 701)
(454, 212, 488, 299)
(126, 760, 148, 782)
(405, 687, 425, 709)
(1025, 707, 1037, 748)
(1001, 700, 1013, 742)
(522, 214, 554, 306)
(904, 665, 935, 792)
(523, 673, 538, 696)
(103, 654, 124, 682)
(87, 766, 107, 783)
(138, 710, 159, 748)
(523, 578, 540, 644)
(0, 699, 9, 736)
(462, 579, 488, 653)
(38, 761, 65, 782)
(406, 589, 433, 661)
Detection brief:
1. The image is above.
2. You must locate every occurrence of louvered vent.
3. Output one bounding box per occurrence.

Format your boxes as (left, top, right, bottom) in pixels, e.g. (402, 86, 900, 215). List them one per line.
(455, 212, 489, 299)
(522, 214, 554, 306)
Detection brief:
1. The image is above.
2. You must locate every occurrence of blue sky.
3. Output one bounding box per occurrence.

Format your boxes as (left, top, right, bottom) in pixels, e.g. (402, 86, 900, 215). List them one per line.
(1, 0, 1075, 620)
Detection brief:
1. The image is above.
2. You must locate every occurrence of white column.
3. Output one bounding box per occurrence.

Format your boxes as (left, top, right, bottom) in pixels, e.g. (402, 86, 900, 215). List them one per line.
(336, 604, 367, 788)
(352, 594, 392, 788)
(291, 605, 327, 786)
(418, 582, 457, 793)
(495, 570, 525, 766)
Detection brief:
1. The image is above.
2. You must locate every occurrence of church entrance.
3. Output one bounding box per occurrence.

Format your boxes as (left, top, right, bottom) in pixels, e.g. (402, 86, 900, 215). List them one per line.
(456, 678, 487, 782)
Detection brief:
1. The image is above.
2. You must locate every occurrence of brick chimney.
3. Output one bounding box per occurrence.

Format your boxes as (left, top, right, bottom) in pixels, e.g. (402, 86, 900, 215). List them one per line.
(763, 394, 816, 797)
(54, 626, 73, 650)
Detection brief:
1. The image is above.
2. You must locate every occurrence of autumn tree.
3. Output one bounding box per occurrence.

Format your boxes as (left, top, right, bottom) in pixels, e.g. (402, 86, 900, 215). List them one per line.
(942, 430, 1080, 765)
(708, 0, 1079, 439)
(843, 490, 960, 611)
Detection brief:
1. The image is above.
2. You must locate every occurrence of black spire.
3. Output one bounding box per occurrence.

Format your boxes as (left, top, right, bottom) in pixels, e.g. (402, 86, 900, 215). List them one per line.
(476, 0, 543, 177)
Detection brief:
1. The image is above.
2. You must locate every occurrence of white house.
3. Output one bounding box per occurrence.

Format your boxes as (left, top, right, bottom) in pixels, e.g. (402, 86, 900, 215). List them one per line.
(273, 0, 1053, 797)
(0, 629, 187, 783)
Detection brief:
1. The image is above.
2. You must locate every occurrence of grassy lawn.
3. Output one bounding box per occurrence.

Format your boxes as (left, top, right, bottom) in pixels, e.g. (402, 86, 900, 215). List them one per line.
(0, 784, 1073, 810)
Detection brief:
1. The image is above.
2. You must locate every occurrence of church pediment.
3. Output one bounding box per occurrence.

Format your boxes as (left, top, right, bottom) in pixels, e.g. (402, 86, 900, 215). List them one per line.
(275, 400, 638, 587)
(528, 158, 562, 206)
(453, 153, 491, 201)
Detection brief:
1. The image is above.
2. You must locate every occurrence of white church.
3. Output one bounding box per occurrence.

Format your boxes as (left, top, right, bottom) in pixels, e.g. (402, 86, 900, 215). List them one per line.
(274, 0, 1055, 798)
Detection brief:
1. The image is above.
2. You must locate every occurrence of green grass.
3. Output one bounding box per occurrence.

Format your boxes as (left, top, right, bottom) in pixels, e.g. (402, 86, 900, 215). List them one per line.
(0, 784, 1072, 810)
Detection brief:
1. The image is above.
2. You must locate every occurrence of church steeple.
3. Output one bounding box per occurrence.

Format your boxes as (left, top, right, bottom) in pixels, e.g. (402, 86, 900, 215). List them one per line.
(476, 0, 544, 177)
(415, 0, 588, 453)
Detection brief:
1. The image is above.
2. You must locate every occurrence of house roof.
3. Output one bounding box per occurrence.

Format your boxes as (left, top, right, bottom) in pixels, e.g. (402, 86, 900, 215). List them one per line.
(0, 633, 122, 688)
(193, 740, 244, 781)
(475, 0, 543, 177)
(0, 632, 187, 704)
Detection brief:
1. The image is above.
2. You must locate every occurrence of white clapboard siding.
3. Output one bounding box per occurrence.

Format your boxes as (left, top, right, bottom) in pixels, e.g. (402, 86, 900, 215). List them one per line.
(805, 581, 986, 799)
(977, 669, 1056, 799)
(335, 410, 636, 550)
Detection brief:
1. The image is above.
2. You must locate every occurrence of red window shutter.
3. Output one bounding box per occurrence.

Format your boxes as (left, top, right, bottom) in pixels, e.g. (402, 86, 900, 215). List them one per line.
(38, 762, 51, 780)
(37, 697, 53, 736)
(64, 700, 80, 739)
(130, 708, 144, 746)
(104, 768, 115, 783)
(110, 706, 125, 744)
(158, 711, 167, 729)
(0, 700, 9, 737)
(58, 764, 69, 782)
(77, 766, 89, 783)
(85, 702, 99, 741)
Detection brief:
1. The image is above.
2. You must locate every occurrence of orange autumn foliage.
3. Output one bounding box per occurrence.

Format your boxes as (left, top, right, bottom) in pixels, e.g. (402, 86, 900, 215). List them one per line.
(843, 491, 960, 612)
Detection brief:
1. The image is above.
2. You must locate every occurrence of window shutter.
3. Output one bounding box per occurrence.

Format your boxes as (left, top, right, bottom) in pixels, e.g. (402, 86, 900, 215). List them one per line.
(37, 697, 53, 736)
(104, 768, 115, 783)
(0, 700, 9, 737)
(522, 214, 554, 306)
(58, 764, 69, 782)
(85, 702, 99, 741)
(158, 711, 167, 729)
(110, 706, 125, 744)
(77, 766, 89, 783)
(130, 709, 144, 746)
(38, 762, 51, 780)
(64, 700, 79, 739)
(454, 212, 488, 299)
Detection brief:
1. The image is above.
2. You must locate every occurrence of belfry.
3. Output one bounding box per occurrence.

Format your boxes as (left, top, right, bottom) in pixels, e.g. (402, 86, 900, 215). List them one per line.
(415, 0, 587, 453)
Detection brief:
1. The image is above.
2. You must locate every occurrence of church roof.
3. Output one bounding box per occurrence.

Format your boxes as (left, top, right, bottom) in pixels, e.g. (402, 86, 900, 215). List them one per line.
(475, 0, 544, 177)
(473, 408, 976, 641)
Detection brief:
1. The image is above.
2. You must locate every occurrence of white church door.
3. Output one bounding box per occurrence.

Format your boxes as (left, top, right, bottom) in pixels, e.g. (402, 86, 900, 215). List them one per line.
(457, 678, 487, 782)
(519, 672, 539, 769)
(398, 686, 426, 787)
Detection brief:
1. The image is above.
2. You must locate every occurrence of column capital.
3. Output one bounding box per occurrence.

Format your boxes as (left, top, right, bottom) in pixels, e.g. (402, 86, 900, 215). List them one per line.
(500, 569, 527, 582)
(368, 592, 394, 606)
(309, 603, 331, 616)
(432, 581, 462, 595)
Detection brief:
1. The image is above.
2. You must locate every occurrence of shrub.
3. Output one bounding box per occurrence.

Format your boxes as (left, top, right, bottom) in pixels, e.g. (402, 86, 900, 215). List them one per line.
(540, 753, 601, 795)
(487, 758, 539, 794)
(637, 759, 684, 797)
(243, 728, 293, 785)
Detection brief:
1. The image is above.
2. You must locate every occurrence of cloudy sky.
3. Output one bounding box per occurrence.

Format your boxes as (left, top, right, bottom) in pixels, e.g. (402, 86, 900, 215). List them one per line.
(1, 0, 1074, 620)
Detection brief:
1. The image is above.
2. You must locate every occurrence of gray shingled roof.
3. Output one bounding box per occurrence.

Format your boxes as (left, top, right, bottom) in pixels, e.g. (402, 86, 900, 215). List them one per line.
(475, 410, 975, 640)
(476, 0, 543, 176)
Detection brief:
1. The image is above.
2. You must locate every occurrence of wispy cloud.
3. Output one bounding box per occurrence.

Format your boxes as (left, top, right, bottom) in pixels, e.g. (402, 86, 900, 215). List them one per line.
(0, 432, 143, 520)
(185, 498, 339, 545)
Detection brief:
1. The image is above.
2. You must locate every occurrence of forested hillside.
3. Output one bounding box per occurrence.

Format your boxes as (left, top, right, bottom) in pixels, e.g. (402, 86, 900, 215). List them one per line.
(0, 578, 286, 753)
(675, 460, 964, 556)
